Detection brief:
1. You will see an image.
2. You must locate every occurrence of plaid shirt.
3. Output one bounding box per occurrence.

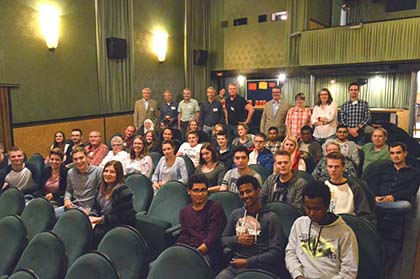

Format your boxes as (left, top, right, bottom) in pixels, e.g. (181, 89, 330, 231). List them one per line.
(340, 99, 371, 128)
(266, 141, 281, 155)
(285, 107, 312, 138)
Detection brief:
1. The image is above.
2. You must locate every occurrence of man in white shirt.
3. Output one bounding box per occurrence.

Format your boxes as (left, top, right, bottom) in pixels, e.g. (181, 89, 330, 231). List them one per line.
(177, 131, 202, 168)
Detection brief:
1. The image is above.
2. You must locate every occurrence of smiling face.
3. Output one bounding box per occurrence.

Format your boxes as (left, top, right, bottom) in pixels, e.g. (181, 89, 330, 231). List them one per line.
(371, 129, 387, 148)
(49, 154, 63, 170)
(164, 91, 172, 102)
(319, 90, 329, 104)
(88, 131, 101, 146)
(325, 143, 339, 155)
(142, 89, 151, 100)
(336, 127, 349, 141)
(55, 132, 64, 144)
(187, 133, 199, 147)
(189, 121, 198, 131)
(207, 88, 215, 100)
(183, 89, 191, 101)
(9, 150, 24, 169)
(272, 88, 281, 102)
(132, 137, 144, 154)
(125, 126, 136, 138)
(162, 143, 175, 158)
(228, 84, 237, 98)
(349, 85, 359, 100)
(239, 183, 260, 209)
(145, 132, 153, 143)
(103, 165, 117, 185)
(216, 134, 227, 148)
(200, 148, 213, 163)
(72, 151, 89, 172)
(111, 139, 123, 154)
(188, 183, 208, 207)
(71, 131, 82, 144)
(163, 129, 173, 141)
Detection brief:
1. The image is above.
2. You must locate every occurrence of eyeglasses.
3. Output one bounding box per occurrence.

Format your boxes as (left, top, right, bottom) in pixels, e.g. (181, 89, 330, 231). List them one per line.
(112, 144, 122, 147)
(191, 188, 208, 193)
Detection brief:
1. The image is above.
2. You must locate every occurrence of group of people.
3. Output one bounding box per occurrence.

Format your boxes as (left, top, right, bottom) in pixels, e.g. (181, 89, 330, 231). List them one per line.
(0, 80, 419, 278)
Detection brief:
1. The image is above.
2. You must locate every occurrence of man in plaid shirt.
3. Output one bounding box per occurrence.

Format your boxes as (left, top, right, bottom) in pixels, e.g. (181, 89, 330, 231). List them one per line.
(266, 126, 282, 155)
(285, 93, 312, 139)
(340, 82, 371, 145)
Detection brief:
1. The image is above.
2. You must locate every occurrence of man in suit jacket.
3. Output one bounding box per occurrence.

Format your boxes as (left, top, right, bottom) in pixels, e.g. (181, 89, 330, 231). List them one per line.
(133, 87, 159, 129)
(260, 86, 290, 138)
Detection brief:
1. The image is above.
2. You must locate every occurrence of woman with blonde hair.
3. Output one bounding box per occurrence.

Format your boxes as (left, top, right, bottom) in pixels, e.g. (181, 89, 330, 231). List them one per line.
(282, 136, 306, 171)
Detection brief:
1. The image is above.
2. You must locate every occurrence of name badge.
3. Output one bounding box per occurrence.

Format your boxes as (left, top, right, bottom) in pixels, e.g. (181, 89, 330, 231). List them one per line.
(230, 106, 235, 111)
(213, 108, 218, 112)
(171, 106, 176, 110)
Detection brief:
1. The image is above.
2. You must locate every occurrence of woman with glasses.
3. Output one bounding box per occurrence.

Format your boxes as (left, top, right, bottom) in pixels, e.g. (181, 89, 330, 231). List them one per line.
(100, 136, 128, 167)
(123, 135, 153, 177)
(311, 88, 337, 144)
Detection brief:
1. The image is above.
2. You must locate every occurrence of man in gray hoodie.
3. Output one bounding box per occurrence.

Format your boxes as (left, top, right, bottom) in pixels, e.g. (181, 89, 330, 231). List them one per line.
(286, 181, 359, 279)
(216, 175, 289, 279)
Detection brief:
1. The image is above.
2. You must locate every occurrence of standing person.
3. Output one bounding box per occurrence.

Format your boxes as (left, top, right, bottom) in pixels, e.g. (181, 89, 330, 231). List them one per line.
(224, 83, 254, 141)
(123, 136, 153, 177)
(178, 88, 200, 138)
(151, 140, 188, 191)
(89, 160, 136, 245)
(200, 86, 225, 137)
(260, 86, 290, 137)
(64, 147, 102, 214)
(311, 88, 337, 144)
(41, 148, 68, 206)
(286, 181, 359, 279)
(248, 133, 274, 174)
(159, 89, 178, 129)
(340, 82, 371, 145)
(177, 174, 227, 273)
(195, 143, 226, 193)
(216, 175, 289, 279)
(177, 131, 203, 168)
(133, 87, 159, 129)
(85, 131, 109, 166)
(285, 93, 312, 139)
(215, 87, 226, 103)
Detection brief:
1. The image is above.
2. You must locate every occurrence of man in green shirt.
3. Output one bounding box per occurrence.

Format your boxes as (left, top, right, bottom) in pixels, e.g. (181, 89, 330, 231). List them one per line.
(361, 127, 390, 173)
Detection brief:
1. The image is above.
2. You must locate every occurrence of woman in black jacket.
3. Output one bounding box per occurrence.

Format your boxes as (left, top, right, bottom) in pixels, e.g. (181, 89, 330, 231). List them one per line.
(89, 160, 136, 246)
(41, 148, 68, 206)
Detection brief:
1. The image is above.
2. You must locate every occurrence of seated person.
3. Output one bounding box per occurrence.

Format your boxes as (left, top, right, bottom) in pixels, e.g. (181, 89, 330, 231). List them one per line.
(177, 131, 203, 168)
(298, 125, 322, 164)
(122, 125, 136, 149)
(324, 152, 374, 226)
(364, 142, 420, 209)
(100, 136, 128, 167)
(45, 131, 72, 165)
(211, 123, 226, 146)
(261, 150, 308, 213)
(216, 132, 233, 170)
(177, 174, 227, 274)
(85, 131, 109, 166)
(220, 146, 262, 194)
(161, 127, 181, 152)
(187, 120, 210, 143)
(216, 175, 289, 279)
(0, 142, 9, 171)
(123, 136, 153, 177)
(324, 124, 360, 166)
(70, 128, 85, 150)
(89, 160, 136, 246)
(265, 126, 282, 155)
(248, 133, 274, 174)
(64, 147, 102, 214)
(152, 140, 188, 192)
(145, 130, 162, 154)
(312, 140, 358, 181)
(282, 136, 306, 172)
(139, 118, 155, 136)
(361, 127, 390, 173)
(41, 148, 68, 206)
(195, 143, 226, 193)
(0, 146, 41, 197)
(231, 123, 254, 149)
(286, 181, 358, 279)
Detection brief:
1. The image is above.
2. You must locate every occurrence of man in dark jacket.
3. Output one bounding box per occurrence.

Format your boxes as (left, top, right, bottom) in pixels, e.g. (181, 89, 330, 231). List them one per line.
(216, 175, 288, 279)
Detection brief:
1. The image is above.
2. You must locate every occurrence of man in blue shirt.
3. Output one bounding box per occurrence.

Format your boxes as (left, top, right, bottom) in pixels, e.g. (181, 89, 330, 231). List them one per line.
(199, 86, 225, 137)
(159, 90, 178, 129)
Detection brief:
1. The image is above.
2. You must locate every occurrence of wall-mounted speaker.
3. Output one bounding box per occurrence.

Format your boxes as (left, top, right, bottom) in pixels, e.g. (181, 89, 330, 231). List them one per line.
(106, 37, 127, 59)
(193, 49, 208, 65)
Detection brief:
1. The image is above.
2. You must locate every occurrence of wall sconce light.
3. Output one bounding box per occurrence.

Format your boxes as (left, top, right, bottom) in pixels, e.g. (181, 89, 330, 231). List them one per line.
(39, 5, 60, 50)
(153, 30, 168, 63)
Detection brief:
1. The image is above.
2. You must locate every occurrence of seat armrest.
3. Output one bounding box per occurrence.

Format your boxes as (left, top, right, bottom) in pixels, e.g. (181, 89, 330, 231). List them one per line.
(165, 224, 181, 236)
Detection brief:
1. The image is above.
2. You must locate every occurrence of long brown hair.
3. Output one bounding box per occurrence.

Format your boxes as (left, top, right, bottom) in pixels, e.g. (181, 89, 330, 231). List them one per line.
(100, 160, 125, 200)
(129, 135, 148, 160)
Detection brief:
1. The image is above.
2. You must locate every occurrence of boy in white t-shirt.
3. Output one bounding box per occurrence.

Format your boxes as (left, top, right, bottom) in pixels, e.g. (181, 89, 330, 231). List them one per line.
(177, 131, 202, 168)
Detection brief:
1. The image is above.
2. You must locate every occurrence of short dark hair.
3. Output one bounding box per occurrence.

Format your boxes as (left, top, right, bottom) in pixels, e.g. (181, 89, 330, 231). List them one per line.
(275, 149, 291, 160)
(272, 85, 281, 92)
(326, 151, 345, 166)
(186, 130, 199, 138)
(302, 181, 331, 208)
(233, 145, 249, 157)
(71, 128, 83, 135)
(295, 92, 306, 101)
(301, 125, 313, 134)
(389, 141, 407, 152)
(187, 174, 209, 190)
(254, 132, 267, 141)
(268, 126, 278, 133)
(161, 140, 175, 149)
(236, 175, 260, 191)
(336, 124, 348, 131)
(348, 82, 360, 90)
(216, 131, 228, 139)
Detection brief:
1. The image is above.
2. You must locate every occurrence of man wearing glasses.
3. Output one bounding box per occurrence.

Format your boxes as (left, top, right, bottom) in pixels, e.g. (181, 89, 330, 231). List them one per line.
(177, 174, 227, 274)
(248, 133, 274, 173)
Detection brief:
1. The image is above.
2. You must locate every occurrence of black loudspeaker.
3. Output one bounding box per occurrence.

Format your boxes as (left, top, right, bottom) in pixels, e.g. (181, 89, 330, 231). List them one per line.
(106, 37, 127, 59)
(193, 49, 208, 65)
